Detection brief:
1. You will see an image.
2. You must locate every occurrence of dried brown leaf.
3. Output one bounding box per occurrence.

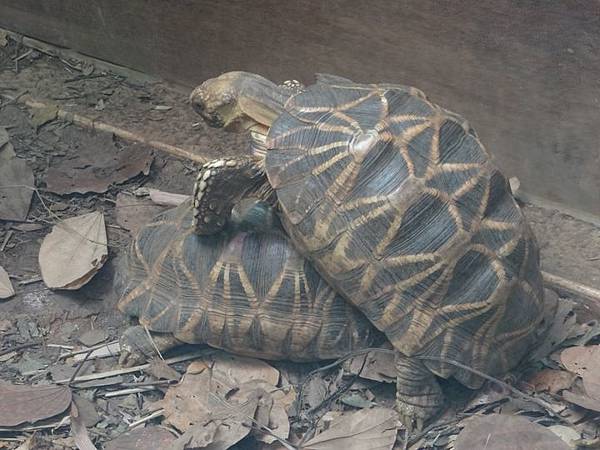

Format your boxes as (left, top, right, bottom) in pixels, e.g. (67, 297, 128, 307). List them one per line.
(454, 414, 571, 450)
(203, 352, 280, 387)
(104, 426, 176, 450)
(115, 193, 165, 234)
(77, 329, 108, 347)
(346, 347, 396, 383)
(304, 377, 328, 409)
(0, 382, 72, 427)
(527, 369, 577, 394)
(257, 402, 290, 445)
(146, 358, 181, 381)
(0, 142, 34, 221)
(39, 212, 108, 289)
(547, 425, 580, 448)
(43, 130, 153, 195)
(529, 298, 577, 362)
(70, 402, 98, 450)
(31, 105, 58, 129)
(562, 390, 600, 412)
(0, 266, 15, 299)
(302, 407, 398, 450)
(560, 345, 600, 400)
(229, 380, 291, 444)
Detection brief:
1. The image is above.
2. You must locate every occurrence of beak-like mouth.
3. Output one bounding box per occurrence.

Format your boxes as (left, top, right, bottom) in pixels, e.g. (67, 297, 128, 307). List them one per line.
(202, 112, 225, 128)
(191, 102, 224, 128)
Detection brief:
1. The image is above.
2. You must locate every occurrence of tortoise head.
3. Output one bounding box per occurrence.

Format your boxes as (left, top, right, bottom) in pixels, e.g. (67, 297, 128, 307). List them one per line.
(190, 71, 289, 136)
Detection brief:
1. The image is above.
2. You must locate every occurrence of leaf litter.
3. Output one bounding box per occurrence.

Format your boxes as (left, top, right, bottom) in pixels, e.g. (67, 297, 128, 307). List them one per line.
(0, 265, 15, 299)
(38, 211, 108, 289)
(43, 128, 153, 195)
(0, 134, 34, 221)
(2, 42, 600, 450)
(454, 414, 571, 450)
(0, 383, 72, 427)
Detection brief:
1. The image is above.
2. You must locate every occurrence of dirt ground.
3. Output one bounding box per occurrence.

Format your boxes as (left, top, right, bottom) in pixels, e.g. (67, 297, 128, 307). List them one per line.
(1, 35, 600, 450)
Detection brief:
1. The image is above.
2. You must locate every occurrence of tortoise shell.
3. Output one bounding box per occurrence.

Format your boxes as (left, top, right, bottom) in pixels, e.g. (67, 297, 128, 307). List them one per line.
(117, 200, 380, 361)
(264, 76, 546, 386)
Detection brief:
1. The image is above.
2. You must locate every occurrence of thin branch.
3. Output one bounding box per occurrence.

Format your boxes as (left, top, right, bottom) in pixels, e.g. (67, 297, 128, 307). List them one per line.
(0, 93, 208, 163)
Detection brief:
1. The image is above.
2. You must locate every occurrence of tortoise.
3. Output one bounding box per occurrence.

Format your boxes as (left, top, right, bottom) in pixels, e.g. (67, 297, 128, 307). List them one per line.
(189, 71, 553, 428)
(117, 199, 381, 366)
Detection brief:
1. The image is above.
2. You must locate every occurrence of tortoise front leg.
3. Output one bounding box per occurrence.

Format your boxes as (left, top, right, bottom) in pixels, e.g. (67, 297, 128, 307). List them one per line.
(193, 155, 271, 235)
(119, 326, 182, 367)
(395, 353, 445, 432)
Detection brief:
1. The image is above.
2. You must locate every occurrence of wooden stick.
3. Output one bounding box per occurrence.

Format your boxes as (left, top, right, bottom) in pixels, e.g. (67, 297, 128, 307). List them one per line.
(148, 189, 189, 206)
(542, 271, 600, 307)
(104, 386, 156, 398)
(55, 349, 208, 384)
(0, 93, 207, 164)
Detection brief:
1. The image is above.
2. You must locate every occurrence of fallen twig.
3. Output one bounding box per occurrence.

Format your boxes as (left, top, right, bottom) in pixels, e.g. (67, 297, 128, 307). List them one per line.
(56, 349, 209, 384)
(1, 230, 13, 252)
(0, 339, 42, 357)
(127, 409, 164, 429)
(18, 276, 43, 286)
(60, 340, 119, 359)
(68, 348, 95, 386)
(542, 270, 600, 308)
(73, 342, 120, 362)
(0, 93, 207, 164)
(104, 386, 156, 398)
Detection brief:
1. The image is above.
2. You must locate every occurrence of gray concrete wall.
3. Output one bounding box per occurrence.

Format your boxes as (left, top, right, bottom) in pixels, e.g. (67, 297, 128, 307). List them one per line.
(1, 0, 598, 218)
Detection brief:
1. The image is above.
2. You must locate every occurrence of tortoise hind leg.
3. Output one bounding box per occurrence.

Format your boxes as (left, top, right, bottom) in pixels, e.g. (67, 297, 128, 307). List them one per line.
(395, 353, 445, 431)
(193, 155, 271, 235)
(119, 326, 182, 367)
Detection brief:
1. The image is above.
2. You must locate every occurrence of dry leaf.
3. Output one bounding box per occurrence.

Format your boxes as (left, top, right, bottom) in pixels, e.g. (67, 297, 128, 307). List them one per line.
(43, 129, 153, 195)
(0, 382, 72, 427)
(562, 390, 600, 412)
(39, 212, 108, 289)
(11, 223, 45, 232)
(115, 192, 165, 234)
(31, 105, 59, 129)
(203, 352, 280, 387)
(529, 298, 577, 362)
(78, 329, 108, 347)
(527, 369, 577, 394)
(302, 408, 398, 450)
(0, 266, 15, 299)
(346, 348, 396, 383)
(147, 188, 189, 206)
(70, 402, 98, 450)
(547, 425, 580, 448)
(257, 402, 289, 445)
(104, 426, 176, 450)
(560, 345, 600, 400)
(0, 142, 34, 221)
(146, 358, 181, 381)
(161, 356, 282, 449)
(304, 377, 329, 409)
(228, 379, 291, 444)
(454, 414, 571, 450)
(164, 370, 259, 449)
(159, 364, 246, 432)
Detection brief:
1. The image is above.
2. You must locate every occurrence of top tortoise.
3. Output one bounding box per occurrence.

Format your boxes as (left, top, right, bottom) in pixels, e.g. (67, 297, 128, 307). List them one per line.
(190, 72, 552, 428)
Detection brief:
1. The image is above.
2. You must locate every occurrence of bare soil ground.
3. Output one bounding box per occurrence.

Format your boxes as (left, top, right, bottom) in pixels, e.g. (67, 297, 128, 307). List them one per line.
(1, 35, 600, 450)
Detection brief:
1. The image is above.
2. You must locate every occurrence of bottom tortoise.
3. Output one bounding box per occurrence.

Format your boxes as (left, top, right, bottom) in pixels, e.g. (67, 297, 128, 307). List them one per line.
(117, 200, 381, 365)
